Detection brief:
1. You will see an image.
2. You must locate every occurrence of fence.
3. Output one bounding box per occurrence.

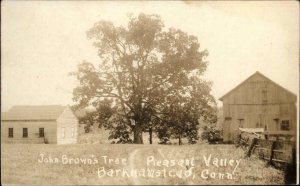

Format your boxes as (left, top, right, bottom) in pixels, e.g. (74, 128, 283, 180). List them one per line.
(237, 129, 296, 166)
(236, 128, 297, 184)
(246, 138, 295, 167)
(239, 135, 296, 184)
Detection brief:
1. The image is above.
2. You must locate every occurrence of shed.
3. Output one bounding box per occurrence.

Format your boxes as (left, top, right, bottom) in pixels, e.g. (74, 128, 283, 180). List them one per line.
(219, 72, 297, 142)
(1, 105, 78, 144)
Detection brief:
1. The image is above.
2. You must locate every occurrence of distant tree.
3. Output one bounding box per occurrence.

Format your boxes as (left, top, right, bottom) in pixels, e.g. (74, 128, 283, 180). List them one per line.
(200, 108, 222, 144)
(71, 13, 216, 144)
(76, 99, 114, 133)
(81, 112, 95, 133)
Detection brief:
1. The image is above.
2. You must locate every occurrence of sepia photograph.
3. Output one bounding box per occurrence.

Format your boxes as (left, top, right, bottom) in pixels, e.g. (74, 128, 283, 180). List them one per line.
(1, 1, 299, 185)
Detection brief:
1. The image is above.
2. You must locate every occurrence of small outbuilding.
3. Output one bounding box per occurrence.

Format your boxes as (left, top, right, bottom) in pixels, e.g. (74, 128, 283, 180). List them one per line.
(219, 72, 297, 142)
(1, 105, 78, 144)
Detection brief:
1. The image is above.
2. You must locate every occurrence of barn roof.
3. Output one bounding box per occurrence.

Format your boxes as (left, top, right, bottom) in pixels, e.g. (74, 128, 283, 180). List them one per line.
(219, 71, 297, 101)
(1, 105, 66, 121)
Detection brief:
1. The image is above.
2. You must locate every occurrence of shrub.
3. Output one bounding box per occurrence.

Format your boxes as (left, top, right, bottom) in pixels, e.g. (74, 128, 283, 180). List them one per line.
(201, 126, 223, 144)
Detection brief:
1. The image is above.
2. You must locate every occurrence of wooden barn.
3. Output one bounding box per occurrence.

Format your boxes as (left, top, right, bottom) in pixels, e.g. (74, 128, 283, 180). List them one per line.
(219, 72, 297, 142)
(1, 105, 78, 144)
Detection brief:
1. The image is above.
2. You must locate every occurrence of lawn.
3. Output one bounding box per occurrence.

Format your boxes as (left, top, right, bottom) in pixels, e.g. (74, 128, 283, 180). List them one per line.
(1, 143, 284, 185)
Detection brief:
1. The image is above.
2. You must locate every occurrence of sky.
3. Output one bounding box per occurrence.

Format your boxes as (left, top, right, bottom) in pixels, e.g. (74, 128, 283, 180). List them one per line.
(1, 1, 299, 111)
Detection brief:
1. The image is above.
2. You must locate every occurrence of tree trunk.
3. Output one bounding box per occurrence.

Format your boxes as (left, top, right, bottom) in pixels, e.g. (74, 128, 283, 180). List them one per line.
(133, 125, 143, 144)
(149, 127, 153, 144)
(178, 135, 182, 145)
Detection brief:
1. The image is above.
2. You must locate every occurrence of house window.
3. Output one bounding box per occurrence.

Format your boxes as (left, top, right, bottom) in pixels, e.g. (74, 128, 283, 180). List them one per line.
(281, 120, 290, 131)
(61, 128, 65, 138)
(71, 127, 74, 137)
(23, 128, 28, 138)
(8, 128, 13, 138)
(39, 128, 44, 138)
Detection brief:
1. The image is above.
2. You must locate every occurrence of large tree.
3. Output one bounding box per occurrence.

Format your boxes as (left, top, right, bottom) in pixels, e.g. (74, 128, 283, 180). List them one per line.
(71, 13, 216, 144)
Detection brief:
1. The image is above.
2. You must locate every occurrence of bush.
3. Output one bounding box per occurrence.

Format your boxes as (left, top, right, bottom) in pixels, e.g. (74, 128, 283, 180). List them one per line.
(158, 137, 170, 144)
(201, 126, 223, 144)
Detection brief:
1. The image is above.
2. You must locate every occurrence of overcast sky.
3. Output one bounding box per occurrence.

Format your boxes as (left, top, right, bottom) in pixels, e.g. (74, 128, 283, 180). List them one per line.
(1, 1, 299, 111)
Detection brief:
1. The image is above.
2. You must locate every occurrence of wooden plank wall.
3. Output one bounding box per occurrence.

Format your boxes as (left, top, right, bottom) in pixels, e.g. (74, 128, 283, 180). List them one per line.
(244, 138, 297, 184)
(57, 107, 78, 144)
(222, 78, 296, 105)
(250, 139, 295, 166)
(222, 74, 297, 142)
(223, 104, 295, 127)
(1, 121, 57, 144)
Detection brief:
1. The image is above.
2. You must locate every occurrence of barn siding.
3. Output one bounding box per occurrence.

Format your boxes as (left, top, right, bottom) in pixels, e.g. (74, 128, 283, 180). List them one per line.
(57, 107, 78, 144)
(222, 75, 296, 105)
(221, 72, 297, 142)
(1, 121, 57, 144)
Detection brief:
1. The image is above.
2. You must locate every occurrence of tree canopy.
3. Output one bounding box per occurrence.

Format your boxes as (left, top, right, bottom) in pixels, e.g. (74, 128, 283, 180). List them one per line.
(71, 13, 217, 144)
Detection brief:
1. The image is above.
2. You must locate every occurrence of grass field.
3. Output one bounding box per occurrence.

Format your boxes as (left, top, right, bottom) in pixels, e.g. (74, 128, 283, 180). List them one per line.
(1, 143, 284, 185)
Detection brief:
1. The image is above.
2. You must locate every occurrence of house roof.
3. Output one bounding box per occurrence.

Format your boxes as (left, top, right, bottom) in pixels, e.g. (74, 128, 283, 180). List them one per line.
(1, 105, 66, 121)
(219, 71, 297, 101)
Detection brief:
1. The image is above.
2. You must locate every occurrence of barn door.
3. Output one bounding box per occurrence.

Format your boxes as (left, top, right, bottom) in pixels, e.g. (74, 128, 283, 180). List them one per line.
(252, 114, 262, 128)
(224, 117, 232, 142)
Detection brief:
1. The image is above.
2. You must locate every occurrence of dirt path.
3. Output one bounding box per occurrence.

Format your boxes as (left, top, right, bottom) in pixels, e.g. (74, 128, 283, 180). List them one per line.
(157, 149, 166, 159)
(127, 149, 141, 185)
(158, 148, 195, 185)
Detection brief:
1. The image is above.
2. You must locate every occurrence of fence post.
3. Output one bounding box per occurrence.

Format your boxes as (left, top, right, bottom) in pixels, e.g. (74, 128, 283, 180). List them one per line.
(267, 140, 276, 166)
(235, 134, 242, 148)
(246, 138, 258, 157)
(284, 146, 296, 184)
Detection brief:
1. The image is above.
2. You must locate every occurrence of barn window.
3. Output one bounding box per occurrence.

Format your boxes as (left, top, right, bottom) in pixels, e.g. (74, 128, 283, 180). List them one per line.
(71, 127, 74, 137)
(225, 117, 232, 121)
(8, 128, 13, 138)
(262, 90, 267, 104)
(238, 119, 244, 128)
(228, 133, 231, 140)
(23, 128, 28, 138)
(281, 120, 290, 131)
(39, 128, 44, 138)
(273, 118, 280, 130)
(61, 127, 65, 138)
